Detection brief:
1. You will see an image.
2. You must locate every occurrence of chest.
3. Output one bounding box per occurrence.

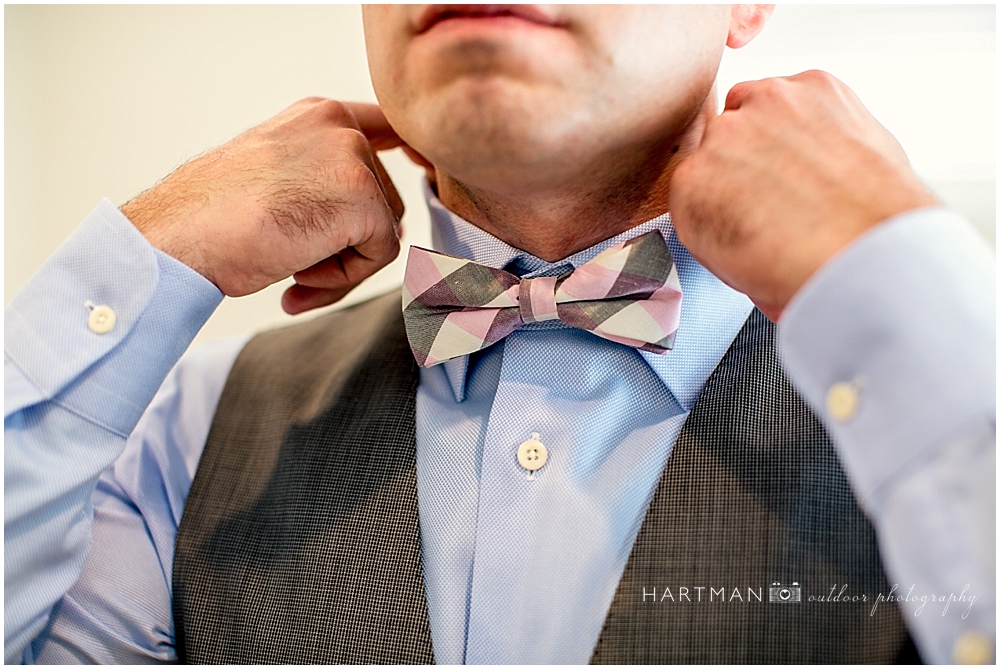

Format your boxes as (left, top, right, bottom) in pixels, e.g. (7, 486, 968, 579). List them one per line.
(173, 296, 918, 664)
(417, 327, 687, 662)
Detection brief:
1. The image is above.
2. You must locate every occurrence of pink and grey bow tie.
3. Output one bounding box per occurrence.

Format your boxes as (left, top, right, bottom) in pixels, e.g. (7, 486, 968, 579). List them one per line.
(401, 230, 682, 367)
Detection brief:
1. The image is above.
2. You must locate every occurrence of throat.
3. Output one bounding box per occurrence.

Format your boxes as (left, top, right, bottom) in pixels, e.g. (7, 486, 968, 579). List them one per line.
(435, 152, 677, 262)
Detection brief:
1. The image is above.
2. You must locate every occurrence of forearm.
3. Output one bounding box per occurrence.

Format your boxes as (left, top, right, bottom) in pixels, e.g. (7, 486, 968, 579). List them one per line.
(4, 200, 221, 662)
(778, 207, 996, 664)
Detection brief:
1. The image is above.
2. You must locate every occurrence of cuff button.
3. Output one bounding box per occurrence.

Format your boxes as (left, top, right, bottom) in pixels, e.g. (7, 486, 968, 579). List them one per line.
(87, 305, 117, 334)
(826, 382, 859, 421)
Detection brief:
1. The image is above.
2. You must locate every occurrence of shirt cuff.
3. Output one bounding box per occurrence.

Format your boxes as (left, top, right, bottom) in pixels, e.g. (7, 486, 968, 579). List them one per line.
(776, 206, 996, 514)
(4, 199, 223, 435)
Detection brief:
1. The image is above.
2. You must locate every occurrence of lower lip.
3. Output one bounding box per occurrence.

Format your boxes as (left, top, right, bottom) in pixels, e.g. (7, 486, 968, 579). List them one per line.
(420, 14, 558, 37)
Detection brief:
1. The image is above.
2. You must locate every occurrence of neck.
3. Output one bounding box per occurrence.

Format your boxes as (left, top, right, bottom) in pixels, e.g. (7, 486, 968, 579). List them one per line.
(435, 94, 716, 262)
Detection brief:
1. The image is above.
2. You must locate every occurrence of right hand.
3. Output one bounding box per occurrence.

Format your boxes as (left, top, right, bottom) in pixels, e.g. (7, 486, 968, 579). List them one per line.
(122, 98, 410, 314)
(669, 71, 938, 321)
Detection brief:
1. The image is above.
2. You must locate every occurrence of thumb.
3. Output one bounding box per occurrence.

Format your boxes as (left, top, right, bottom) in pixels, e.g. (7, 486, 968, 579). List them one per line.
(347, 102, 436, 184)
(345, 102, 437, 187)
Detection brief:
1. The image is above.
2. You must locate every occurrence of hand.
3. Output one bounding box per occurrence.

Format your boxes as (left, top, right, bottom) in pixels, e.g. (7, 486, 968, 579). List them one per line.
(122, 98, 408, 314)
(669, 70, 939, 321)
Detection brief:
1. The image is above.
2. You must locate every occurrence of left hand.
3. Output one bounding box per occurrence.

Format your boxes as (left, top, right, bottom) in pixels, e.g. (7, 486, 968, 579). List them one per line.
(669, 70, 939, 321)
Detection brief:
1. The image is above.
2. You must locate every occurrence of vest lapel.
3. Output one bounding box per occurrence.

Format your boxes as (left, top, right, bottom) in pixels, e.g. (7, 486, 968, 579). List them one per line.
(591, 310, 917, 663)
(174, 293, 435, 664)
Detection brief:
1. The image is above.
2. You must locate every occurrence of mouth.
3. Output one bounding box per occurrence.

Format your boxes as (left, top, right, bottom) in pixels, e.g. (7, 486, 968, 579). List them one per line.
(414, 4, 566, 35)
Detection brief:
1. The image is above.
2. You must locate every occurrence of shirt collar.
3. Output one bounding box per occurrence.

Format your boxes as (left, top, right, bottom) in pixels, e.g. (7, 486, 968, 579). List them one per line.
(423, 181, 754, 410)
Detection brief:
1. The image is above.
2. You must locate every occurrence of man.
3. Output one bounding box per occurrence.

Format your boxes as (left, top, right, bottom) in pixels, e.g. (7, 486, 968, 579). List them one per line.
(5, 4, 994, 664)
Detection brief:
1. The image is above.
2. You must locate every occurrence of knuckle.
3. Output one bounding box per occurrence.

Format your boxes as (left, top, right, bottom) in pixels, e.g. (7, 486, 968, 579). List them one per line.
(753, 77, 800, 112)
(799, 69, 840, 93)
(280, 97, 327, 119)
(801, 69, 832, 83)
(297, 96, 329, 107)
(726, 82, 749, 104)
(336, 127, 372, 156)
(758, 77, 790, 100)
(315, 99, 356, 126)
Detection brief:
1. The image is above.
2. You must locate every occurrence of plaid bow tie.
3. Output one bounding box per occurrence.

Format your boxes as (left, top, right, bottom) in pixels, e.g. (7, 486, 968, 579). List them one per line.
(401, 230, 682, 367)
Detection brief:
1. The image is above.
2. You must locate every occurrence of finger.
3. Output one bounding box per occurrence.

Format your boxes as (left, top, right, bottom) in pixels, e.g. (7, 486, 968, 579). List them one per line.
(293, 253, 351, 290)
(284, 244, 398, 314)
(281, 283, 355, 315)
(293, 241, 398, 292)
(346, 102, 405, 151)
(294, 249, 367, 290)
(350, 211, 401, 271)
(283, 252, 376, 313)
(400, 144, 434, 171)
(372, 154, 405, 222)
(345, 102, 434, 192)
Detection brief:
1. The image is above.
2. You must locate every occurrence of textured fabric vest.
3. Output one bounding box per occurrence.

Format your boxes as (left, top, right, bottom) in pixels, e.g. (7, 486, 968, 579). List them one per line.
(174, 290, 920, 663)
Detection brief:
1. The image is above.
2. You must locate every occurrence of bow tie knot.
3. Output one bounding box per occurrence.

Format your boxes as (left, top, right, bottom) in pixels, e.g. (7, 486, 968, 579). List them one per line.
(402, 230, 683, 367)
(519, 276, 561, 323)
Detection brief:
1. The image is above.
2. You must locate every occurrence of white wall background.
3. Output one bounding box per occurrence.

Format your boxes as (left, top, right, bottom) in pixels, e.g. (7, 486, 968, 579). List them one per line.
(5, 4, 995, 344)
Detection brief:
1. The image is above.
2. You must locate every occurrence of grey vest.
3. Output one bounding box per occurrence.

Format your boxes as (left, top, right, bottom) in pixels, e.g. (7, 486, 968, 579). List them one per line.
(174, 290, 920, 663)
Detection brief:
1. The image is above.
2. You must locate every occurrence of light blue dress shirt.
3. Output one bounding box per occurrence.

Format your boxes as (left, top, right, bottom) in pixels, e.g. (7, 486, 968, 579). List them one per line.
(5, 192, 995, 664)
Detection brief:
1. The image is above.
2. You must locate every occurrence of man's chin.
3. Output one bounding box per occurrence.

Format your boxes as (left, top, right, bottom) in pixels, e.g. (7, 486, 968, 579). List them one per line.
(405, 87, 595, 191)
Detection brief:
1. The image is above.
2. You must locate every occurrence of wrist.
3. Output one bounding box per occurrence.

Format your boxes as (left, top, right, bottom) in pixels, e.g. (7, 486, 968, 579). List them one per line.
(776, 182, 940, 316)
(121, 186, 216, 288)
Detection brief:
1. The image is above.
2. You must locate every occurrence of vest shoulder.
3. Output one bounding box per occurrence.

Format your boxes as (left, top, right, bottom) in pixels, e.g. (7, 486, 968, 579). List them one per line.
(224, 288, 406, 422)
(249, 288, 402, 353)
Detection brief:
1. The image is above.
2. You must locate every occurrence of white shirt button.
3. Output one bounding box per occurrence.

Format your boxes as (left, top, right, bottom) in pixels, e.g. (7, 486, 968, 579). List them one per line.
(87, 305, 117, 334)
(826, 382, 859, 421)
(953, 632, 993, 664)
(517, 433, 548, 472)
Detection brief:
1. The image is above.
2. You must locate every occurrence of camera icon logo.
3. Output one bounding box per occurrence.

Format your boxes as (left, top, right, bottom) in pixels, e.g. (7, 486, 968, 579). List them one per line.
(769, 582, 802, 603)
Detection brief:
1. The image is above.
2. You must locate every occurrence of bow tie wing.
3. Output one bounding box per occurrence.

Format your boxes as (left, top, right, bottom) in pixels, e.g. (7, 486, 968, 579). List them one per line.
(402, 247, 521, 367)
(401, 231, 683, 367)
(554, 231, 682, 353)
